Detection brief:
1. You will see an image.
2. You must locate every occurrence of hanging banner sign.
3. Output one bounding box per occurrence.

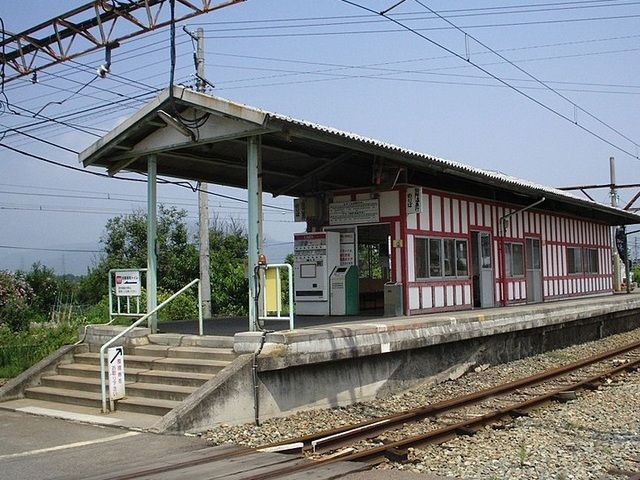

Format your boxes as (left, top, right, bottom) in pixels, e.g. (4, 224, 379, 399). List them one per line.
(108, 346, 125, 401)
(329, 199, 379, 226)
(406, 187, 423, 214)
(114, 271, 141, 297)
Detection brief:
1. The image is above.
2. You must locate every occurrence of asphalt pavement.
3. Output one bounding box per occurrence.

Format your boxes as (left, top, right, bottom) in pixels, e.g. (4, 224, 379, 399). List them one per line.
(0, 409, 207, 480)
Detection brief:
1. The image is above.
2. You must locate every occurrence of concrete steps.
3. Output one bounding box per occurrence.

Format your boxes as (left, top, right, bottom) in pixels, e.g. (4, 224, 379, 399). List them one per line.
(131, 344, 237, 361)
(23, 336, 238, 418)
(73, 352, 230, 374)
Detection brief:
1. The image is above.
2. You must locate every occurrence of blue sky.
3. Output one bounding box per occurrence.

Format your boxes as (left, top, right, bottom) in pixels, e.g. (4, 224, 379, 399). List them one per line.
(1, 0, 640, 273)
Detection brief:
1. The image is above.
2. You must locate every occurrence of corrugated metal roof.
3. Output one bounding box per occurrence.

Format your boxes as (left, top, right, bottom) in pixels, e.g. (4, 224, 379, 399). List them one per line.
(262, 109, 633, 217)
(80, 87, 640, 224)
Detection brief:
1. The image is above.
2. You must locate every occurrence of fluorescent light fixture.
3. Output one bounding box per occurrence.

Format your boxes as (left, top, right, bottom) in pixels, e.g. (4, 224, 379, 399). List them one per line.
(157, 110, 195, 140)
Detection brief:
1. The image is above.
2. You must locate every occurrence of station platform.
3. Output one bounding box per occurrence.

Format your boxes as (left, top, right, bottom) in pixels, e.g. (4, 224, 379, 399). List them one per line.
(152, 291, 640, 432)
(3, 292, 640, 434)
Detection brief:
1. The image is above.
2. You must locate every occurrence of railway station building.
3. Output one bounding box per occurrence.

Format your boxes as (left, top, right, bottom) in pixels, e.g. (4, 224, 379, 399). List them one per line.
(80, 86, 640, 322)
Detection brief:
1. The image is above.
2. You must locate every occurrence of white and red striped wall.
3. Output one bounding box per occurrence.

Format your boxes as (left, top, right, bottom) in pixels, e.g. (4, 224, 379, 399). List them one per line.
(314, 186, 613, 316)
(403, 187, 612, 314)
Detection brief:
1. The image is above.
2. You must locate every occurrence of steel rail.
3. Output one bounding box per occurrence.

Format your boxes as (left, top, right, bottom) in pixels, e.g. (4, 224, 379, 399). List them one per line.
(249, 356, 640, 479)
(259, 338, 640, 454)
(100, 338, 640, 479)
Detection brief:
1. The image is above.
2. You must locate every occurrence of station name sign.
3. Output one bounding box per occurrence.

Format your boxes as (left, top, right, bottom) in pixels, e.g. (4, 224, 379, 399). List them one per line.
(329, 199, 380, 226)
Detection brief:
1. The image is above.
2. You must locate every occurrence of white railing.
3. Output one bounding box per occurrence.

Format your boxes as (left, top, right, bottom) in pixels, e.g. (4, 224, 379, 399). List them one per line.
(259, 263, 294, 330)
(99, 278, 202, 413)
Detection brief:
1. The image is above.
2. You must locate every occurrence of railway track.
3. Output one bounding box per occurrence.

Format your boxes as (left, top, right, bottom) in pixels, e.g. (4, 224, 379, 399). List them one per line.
(104, 338, 640, 480)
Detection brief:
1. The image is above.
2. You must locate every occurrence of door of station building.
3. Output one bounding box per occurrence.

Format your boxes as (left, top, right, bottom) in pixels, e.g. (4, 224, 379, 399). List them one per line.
(357, 224, 391, 312)
(471, 231, 494, 308)
(325, 223, 391, 313)
(526, 237, 543, 303)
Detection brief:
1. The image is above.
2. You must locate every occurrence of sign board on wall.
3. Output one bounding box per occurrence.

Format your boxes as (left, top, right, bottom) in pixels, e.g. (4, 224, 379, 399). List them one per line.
(329, 199, 379, 226)
(406, 187, 423, 214)
(339, 232, 356, 266)
(108, 346, 125, 401)
(114, 271, 141, 297)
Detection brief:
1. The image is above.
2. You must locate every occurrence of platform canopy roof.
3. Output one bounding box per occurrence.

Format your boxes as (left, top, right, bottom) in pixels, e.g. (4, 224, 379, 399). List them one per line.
(80, 86, 640, 226)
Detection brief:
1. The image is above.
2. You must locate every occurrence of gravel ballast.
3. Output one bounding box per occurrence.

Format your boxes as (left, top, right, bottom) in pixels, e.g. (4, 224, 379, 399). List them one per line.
(203, 327, 640, 479)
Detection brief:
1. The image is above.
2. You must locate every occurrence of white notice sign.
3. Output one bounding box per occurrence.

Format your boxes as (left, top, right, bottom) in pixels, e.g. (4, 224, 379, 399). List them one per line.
(108, 346, 125, 401)
(329, 199, 380, 226)
(407, 187, 423, 214)
(114, 271, 141, 297)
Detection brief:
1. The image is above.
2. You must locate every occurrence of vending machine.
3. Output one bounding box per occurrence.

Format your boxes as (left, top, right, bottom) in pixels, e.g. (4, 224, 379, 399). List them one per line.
(294, 231, 340, 315)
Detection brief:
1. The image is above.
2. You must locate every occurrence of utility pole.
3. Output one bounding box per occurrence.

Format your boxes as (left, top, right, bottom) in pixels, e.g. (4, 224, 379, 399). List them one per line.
(610, 156, 621, 291)
(186, 27, 212, 321)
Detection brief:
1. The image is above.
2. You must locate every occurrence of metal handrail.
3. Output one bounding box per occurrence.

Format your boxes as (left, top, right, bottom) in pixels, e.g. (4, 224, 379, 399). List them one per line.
(98, 278, 202, 413)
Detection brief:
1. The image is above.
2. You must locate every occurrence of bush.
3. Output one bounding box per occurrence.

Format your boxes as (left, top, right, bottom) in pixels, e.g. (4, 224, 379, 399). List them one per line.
(157, 288, 199, 321)
(23, 263, 59, 318)
(0, 320, 80, 378)
(0, 271, 34, 332)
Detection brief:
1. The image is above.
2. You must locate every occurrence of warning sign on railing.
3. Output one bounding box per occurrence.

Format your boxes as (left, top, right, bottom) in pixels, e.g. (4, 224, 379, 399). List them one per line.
(108, 346, 125, 401)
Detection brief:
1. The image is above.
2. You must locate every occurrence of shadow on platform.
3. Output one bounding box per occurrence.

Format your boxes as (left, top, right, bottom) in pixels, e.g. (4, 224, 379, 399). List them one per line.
(158, 310, 385, 337)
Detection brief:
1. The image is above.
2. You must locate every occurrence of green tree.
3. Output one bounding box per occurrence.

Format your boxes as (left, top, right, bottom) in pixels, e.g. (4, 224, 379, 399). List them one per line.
(209, 218, 249, 315)
(78, 206, 198, 304)
(23, 262, 58, 318)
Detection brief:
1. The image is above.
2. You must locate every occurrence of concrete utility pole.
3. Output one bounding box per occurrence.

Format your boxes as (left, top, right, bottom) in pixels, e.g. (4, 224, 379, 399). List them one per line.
(186, 27, 213, 321)
(610, 156, 621, 292)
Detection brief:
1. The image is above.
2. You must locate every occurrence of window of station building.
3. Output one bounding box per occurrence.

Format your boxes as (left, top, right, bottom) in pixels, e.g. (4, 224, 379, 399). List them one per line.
(429, 238, 442, 277)
(567, 247, 583, 274)
(415, 237, 469, 279)
(416, 238, 428, 279)
(456, 240, 469, 276)
(505, 242, 525, 277)
(585, 248, 599, 273)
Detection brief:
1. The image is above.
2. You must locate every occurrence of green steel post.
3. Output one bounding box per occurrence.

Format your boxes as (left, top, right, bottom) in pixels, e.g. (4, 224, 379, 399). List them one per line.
(147, 155, 158, 333)
(247, 136, 261, 331)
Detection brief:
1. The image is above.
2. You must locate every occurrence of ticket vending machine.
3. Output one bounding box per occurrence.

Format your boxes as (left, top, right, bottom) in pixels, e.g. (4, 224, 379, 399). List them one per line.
(330, 265, 359, 316)
(294, 231, 340, 315)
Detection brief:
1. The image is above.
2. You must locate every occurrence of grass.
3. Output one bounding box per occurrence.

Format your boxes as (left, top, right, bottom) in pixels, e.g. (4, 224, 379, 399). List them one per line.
(0, 320, 80, 379)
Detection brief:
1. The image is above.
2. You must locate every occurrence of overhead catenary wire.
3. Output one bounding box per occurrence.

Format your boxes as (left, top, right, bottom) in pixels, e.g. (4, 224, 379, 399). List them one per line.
(201, 12, 640, 39)
(339, 0, 640, 161)
(0, 244, 101, 253)
(191, 0, 640, 26)
(411, 0, 640, 149)
(7, 28, 639, 146)
(0, 141, 293, 212)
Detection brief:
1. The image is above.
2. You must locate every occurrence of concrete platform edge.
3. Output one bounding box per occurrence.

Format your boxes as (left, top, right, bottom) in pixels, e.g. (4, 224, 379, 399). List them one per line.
(234, 295, 640, 371)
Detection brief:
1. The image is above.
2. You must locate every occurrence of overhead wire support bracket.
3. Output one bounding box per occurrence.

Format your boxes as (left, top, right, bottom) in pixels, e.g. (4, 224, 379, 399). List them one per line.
(0, 0, 246, 83)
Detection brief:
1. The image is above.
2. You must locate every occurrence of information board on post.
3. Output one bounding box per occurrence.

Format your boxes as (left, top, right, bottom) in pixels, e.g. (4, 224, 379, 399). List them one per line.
(114, 270, 141, 297)
(108, 346, 125, 401)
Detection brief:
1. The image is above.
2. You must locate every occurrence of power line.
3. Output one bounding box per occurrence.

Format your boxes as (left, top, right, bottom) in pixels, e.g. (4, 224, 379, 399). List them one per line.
(195, 1, 640, 32)
(0, 190, 292, 215)
(0, 244, 101, 253)
(0, 204, 297, 223)
(0, 142, 293, 212)
(192, 0, 640, 26)
(202, 13, 640, 39)
(339, 0, 640, 161)
(412, 0, 640, 148)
